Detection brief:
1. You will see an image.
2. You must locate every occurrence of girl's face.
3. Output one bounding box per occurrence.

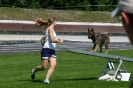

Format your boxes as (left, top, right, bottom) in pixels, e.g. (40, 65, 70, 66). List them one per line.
(54, 20, 56, 26)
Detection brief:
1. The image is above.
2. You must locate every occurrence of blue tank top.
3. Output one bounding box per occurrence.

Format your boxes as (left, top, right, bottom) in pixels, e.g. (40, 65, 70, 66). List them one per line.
(43, 27, 56, 50)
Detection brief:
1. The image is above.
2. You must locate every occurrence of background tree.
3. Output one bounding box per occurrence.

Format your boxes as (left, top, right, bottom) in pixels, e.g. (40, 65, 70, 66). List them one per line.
(0, 0, 119, 11)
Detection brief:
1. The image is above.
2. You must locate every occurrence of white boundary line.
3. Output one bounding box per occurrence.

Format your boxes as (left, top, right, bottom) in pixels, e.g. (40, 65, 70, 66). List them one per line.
(0, 20, 122, 26)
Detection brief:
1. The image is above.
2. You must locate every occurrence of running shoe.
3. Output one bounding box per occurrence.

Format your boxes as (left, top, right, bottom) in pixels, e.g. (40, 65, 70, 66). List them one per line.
(31, 69, 35, 80)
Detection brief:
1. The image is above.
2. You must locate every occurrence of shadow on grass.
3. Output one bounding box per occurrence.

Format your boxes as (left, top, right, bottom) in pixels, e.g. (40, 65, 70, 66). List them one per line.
(57, 77, 98, 81)
(19, 79, 43, 83)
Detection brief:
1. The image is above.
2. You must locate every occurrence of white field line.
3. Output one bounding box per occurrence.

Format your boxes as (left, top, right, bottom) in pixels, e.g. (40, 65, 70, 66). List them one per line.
(0, 20, 122, 26)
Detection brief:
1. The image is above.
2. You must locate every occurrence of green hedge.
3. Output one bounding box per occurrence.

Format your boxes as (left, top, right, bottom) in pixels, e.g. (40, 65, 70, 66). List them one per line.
(0, 0, 118, 11)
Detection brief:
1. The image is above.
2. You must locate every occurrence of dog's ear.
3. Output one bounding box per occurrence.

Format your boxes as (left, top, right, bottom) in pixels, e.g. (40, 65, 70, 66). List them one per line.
(91, 28, 94, 32)
(88, 28, 90, 32)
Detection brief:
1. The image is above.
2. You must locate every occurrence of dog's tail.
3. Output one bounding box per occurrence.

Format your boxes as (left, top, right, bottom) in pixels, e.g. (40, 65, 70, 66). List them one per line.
(100, 32, 110, 40)
(103, 32, 108, 34)
(100, 32, 109, 35)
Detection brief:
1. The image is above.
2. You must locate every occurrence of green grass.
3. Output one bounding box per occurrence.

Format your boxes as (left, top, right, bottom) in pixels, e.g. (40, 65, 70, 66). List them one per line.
(0, 51, 132, 88)
(109, 50, 133, 58)
(0, 7, 120, 23)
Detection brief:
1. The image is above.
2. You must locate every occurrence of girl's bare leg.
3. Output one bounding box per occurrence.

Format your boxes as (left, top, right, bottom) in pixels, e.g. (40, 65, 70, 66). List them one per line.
(34, 60, 49, 73)
(44, 57, 56, 83)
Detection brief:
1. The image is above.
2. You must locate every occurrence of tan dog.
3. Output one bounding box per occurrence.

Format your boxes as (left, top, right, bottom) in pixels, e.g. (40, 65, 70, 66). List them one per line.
(88, 28, 110, 54)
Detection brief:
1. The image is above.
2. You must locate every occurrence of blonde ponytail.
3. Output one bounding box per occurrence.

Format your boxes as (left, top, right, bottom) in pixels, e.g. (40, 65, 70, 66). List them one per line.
(34, 18, 48, 27)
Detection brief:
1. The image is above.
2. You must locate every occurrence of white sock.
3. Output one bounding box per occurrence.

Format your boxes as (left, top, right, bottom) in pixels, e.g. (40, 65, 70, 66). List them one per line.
(32, 69, 35, 74)
(44, 79, 50, 84)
